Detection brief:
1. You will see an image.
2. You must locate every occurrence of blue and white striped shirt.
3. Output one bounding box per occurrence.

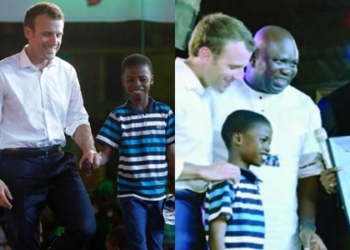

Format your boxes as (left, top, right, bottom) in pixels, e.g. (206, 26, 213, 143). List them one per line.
(205, 169, 265, 249)
(96, 97, 175, 201)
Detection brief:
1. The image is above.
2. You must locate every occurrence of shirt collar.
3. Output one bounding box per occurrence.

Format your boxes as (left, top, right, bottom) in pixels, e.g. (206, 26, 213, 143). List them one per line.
(19, 45, 57, 69)
(126, 97, 156, 115)
(240, 75, 275, 99)
(176, 58, 206, 96)
(243, 81, 273, 99)
(241, 168, 262, 183)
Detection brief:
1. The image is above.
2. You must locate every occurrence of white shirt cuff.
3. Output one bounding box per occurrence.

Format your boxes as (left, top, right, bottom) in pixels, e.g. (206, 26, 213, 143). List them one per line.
(298, 152, 323, 178)
(175, 159, 184, 180)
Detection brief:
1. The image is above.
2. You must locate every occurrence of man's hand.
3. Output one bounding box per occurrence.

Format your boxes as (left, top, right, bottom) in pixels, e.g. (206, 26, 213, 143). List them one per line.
(320, 168, 340, 194)
(299, 228, 327, 250)
(0, 180, 12, 209)
(79, 150, 102, 177)
(201, 161, 241, 183)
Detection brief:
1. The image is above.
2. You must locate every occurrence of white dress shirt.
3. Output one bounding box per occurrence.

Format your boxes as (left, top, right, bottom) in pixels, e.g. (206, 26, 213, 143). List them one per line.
(175, 58, 212, 193)
(208, 80, 323, 250)
(0, 46, 89, 148)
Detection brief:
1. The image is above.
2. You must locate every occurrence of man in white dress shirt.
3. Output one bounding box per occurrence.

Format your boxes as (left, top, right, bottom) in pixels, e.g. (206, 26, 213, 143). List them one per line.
(0, 2, 101, 249)
(209, 26, 327, 250)
(175, 13, 255, 249)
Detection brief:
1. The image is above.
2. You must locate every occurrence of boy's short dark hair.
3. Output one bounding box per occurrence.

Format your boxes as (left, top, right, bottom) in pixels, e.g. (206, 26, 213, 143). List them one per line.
(121, 54, 153, 75)
(221, 110, 271, 149)
(24, 2, 64, 30)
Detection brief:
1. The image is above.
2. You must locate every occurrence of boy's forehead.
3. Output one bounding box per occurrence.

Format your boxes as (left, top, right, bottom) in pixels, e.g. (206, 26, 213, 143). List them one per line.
(124, 64, 151, 72)
(247, 123, 272, 133)
(123, 64, 152, 75)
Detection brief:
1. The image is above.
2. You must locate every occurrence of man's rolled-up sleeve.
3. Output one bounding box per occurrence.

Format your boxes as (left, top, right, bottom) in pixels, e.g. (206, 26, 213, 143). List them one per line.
(65, 69, 90, 137)
(298, 104, 324, 178)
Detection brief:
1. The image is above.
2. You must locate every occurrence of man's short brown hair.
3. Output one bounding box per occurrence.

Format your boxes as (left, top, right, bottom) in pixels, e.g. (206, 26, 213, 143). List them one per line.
(24, 2, 64, 30)
(188, 13, 255, 58)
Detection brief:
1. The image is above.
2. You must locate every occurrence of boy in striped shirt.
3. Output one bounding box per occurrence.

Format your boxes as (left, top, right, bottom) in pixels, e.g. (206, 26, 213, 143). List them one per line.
(96, 54, 175, 250)
(205, 110, 272, 249)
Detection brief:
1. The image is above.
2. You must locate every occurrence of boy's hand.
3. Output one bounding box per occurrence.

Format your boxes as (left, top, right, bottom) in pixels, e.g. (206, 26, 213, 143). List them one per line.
(79, 150, 102, 177)
(81, 160, 94, 177)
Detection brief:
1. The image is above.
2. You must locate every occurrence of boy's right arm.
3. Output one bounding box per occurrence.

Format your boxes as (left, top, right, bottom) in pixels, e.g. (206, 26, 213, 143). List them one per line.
(209, 215, 227, 250)
(100, 145, 113, 166)
(206, 180, 235, 250)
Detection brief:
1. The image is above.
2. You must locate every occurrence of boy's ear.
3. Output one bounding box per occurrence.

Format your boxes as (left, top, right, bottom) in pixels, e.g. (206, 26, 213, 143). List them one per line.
(150, 75, 154, 85)
(233, 133, 243, 146)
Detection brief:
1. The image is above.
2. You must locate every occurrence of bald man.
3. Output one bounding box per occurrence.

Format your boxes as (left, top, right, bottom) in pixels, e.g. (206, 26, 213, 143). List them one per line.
(208, 26, 327, 250)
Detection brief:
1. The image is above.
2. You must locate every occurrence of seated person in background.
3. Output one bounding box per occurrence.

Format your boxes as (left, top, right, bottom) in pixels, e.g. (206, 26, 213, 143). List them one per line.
(316, 82, 350, 250)
(205, 110, 272, 250)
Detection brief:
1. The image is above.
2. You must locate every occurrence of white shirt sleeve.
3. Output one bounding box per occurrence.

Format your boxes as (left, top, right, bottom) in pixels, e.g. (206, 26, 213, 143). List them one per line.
(64, 67, 90, 137)
(175, 158, 184, 180)
(298, 103, 324, 178)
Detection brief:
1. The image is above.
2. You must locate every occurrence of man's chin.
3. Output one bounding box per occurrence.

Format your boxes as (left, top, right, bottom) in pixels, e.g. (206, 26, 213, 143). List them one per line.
(47, 55, 56, 59)
(45, 52, 57, 60)
(270, 82, 290, 94)
(270, 87, 286, 95)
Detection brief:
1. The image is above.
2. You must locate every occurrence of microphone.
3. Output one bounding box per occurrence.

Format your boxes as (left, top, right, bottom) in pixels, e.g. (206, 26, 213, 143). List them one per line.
(314, 128, 333, 169)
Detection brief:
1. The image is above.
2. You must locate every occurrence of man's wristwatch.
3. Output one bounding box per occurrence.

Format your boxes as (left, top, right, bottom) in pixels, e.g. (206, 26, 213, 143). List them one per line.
(299, 221, 316, 232)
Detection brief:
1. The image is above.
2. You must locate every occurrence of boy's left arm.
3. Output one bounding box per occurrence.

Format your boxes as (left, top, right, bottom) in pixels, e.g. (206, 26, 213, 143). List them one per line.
(209, 216, 227, 250)
(165, 108, 175, 193)
(166, 143, 175, 194)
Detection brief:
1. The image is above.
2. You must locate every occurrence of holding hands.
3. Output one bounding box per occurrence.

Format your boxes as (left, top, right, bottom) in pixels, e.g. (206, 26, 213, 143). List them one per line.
(79, 149, 102, 177)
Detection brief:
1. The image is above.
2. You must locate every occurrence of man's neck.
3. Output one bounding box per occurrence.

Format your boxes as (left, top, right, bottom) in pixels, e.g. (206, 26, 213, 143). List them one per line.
(25, 47, 50, 71)
(184, 58, 208, 89)
(243, 75, 258, 92)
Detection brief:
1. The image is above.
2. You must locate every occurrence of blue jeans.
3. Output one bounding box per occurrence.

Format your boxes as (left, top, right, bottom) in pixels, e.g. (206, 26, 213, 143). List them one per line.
(0, 151, 96, 250)
(175, 189, 207, 250)
(119, 196, 165, 250)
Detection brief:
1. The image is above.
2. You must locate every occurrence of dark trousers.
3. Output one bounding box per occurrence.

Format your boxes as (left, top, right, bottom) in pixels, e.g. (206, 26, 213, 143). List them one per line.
(119, 196, 165, 250)
(0, 151, 96, 250)
(175, 189, 207, 250)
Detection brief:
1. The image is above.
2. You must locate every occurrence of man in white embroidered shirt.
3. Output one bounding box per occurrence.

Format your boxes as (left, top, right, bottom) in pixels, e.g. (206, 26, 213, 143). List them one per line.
(209, 26, 327, 250)
(0, 2, 101, 249)
(175, 13, 255, 250)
